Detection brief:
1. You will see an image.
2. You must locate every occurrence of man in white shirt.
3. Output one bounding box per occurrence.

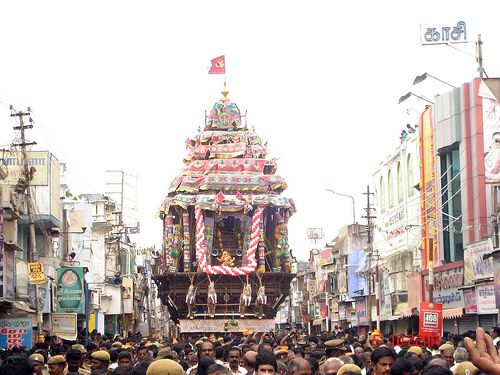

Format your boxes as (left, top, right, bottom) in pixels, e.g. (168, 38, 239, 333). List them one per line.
(226, 347, 247, 375)
(491, 327, 500, 346)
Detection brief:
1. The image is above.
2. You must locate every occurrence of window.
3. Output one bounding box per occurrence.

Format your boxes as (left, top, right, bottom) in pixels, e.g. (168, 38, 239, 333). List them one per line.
(397, 162, 403, 203)
(380, 176, 385, 212)
(407, 155, 414, 197)
(440, 147, 463, 262)
(388, 170, 394, 208)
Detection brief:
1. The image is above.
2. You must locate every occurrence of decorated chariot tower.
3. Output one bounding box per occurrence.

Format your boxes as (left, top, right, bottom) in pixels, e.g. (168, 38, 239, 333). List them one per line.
(155, 84, 296, 332)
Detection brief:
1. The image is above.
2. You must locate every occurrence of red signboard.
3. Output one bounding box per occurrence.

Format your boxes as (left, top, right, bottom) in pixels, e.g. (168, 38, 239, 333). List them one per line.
(419, 301, 443, 338)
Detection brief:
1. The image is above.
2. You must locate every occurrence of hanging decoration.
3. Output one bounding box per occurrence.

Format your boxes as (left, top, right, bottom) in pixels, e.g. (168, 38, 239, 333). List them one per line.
(195, 206, 263, 275)
(183, 211, 191, 272)
(163, 215, 174, 269)
(170, 224, 183, 272)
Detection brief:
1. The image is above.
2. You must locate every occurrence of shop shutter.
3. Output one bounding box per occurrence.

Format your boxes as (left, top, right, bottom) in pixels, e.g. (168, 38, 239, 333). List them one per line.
(479, 314, 498, 330)
(458, 315, 477, 334)
(443, 319, 456, 335)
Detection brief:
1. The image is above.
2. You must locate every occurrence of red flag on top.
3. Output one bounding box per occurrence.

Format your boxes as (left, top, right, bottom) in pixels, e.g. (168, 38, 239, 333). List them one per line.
(209, 55, 225, 74)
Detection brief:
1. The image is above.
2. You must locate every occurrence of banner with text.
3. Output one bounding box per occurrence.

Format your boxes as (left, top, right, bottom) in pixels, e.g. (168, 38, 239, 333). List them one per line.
(0, 318, 32, 349)
(419, 301, 443, 338)
(56, 267, 85, 314)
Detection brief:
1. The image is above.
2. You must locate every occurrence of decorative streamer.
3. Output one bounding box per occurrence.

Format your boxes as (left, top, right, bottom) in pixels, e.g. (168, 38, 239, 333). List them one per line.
(164, 215, 174, 268)
(183, 211, 191, 272)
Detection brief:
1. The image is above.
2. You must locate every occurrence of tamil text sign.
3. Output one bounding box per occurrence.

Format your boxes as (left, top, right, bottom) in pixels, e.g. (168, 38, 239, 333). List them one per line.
(420, 21, 467, 45)
(424, 266, 464, 309)
(28, 262, 46, 285)
(0, 318, 32, 349)
(56, 267, 85, 314)
(419, 302, 443, 338)
(476, 283, 497, 314)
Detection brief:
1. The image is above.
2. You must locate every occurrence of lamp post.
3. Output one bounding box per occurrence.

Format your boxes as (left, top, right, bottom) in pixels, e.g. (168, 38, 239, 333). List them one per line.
(398, 92, 435, 105)
(326, 189, 356, 224)
(412, 72, 456, 88)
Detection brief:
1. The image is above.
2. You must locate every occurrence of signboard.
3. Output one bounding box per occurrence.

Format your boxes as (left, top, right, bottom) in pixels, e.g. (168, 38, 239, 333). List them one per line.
(0, 151, 49, 186)
(476, 283, 497, 314)
(420, 21, 467, 45)
(0, 318, 32, 349)
(463, 289, 478, 314)
(380, 271, 393, 320)
(55, 267, 85, 314)
(347, 249, 367, 299)
(355, 298, 368, 326)
(105, 315, 117, 337)
(51, 313, 77, 341)
(494, 258, 500, 309)
(464, 239, 494, 284)
(419, 301, 443, 338)
(179, 319, 275, 333)
(423, 266, 464, 309)
(480, 87, 500, 183)
(319, 248, 333, 266)
(0, 246, 15, 300)
(28, 262, 46, 285)
(419, 107, 438, 270)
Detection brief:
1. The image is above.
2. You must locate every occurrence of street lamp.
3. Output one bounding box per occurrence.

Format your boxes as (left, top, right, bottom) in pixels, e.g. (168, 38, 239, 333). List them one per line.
(326, 189, 356, 224)
(398, 92, 434, 105)
(413, 72, 456, 88)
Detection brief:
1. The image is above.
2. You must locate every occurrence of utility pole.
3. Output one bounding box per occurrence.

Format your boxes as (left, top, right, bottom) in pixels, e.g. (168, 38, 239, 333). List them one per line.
(362, 185, 376, 333)
(10, 107, 44, 339)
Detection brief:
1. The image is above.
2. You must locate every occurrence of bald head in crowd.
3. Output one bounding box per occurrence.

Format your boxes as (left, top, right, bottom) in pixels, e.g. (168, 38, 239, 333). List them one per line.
(323, 358, 344, 375)
(288, 358, 313, 375)
(244, 351, 258, 373)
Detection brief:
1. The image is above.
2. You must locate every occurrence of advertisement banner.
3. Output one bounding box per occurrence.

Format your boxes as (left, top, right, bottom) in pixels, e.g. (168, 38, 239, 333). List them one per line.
(0, 318, 32, 349)
(494, 258, 500, 309)
(51, 313, 77, 341)
(476, 283, 497, 314)
(355, 298, 368, 326)
(0, 151, 49, 186)
(423, 266, 464, 309)
(105, 315, 117, 336)
(463, 289, 478, 314)
(122, 276, 134, 314)
(479, 87, 500, 183)
(28, 262, 46, 285)
(464, 239, 494, 284)
(419, 302, 443, 338)
(56, 267, 85, 314)
(419, 107, 438, 270)
(347, 249, 367, 299)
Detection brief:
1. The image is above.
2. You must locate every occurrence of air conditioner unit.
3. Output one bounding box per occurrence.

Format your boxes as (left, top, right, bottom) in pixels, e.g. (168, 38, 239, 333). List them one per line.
(3, 220, 18, 244)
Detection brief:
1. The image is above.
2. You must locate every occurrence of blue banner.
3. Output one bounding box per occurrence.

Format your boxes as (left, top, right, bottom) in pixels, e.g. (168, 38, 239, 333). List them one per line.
(347, 249, 368, 299)
(0, 318, 32, 349)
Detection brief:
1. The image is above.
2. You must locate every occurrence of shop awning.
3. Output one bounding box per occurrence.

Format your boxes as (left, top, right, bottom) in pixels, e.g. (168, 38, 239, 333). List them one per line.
(394, 302, 408, 318)
(443, 307, 463, 319)
(312, 319, 323, 326)
(400, 308, 413, 318)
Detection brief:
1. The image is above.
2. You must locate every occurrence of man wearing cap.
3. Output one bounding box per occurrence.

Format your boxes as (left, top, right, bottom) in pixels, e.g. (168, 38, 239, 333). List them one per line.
(406, 346, 422, 359)
(91, 350, 111, 372)
(439, 344, 455, 368)
(30, 353, 49, 375)
(146, 359, 185, 375)
(47, 355, 67, 375)
(337, 364, 361, 375)
(274, 347, 289, 365)
(324, 340, 348, 358)
(452, 361, 477, 375)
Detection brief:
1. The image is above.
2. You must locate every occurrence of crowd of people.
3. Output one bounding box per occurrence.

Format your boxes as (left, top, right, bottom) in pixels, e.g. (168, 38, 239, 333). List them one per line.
(1, 326, 500, 375)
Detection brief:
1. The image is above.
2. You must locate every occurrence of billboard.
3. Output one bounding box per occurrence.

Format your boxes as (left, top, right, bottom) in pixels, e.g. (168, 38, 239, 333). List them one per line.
(51, 313, 77, 341)
(464, 239, 494, 284)
(0, 151, 49, 186)
(479, 83, 500, 183)
(419, 107, 438, 270)
(56, 267, 85, 314)
(0, 318, 32, 349)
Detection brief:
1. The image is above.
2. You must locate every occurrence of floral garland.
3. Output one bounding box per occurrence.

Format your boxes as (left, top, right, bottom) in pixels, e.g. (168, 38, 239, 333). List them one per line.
(195, 206, 263, 275)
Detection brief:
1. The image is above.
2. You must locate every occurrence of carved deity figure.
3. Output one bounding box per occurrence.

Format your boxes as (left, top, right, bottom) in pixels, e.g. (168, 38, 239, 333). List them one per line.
(239, 283, 252, 317)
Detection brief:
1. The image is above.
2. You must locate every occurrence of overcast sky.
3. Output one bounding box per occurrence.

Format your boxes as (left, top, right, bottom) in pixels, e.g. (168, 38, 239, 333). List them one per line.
(0, 1, 498, 261)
